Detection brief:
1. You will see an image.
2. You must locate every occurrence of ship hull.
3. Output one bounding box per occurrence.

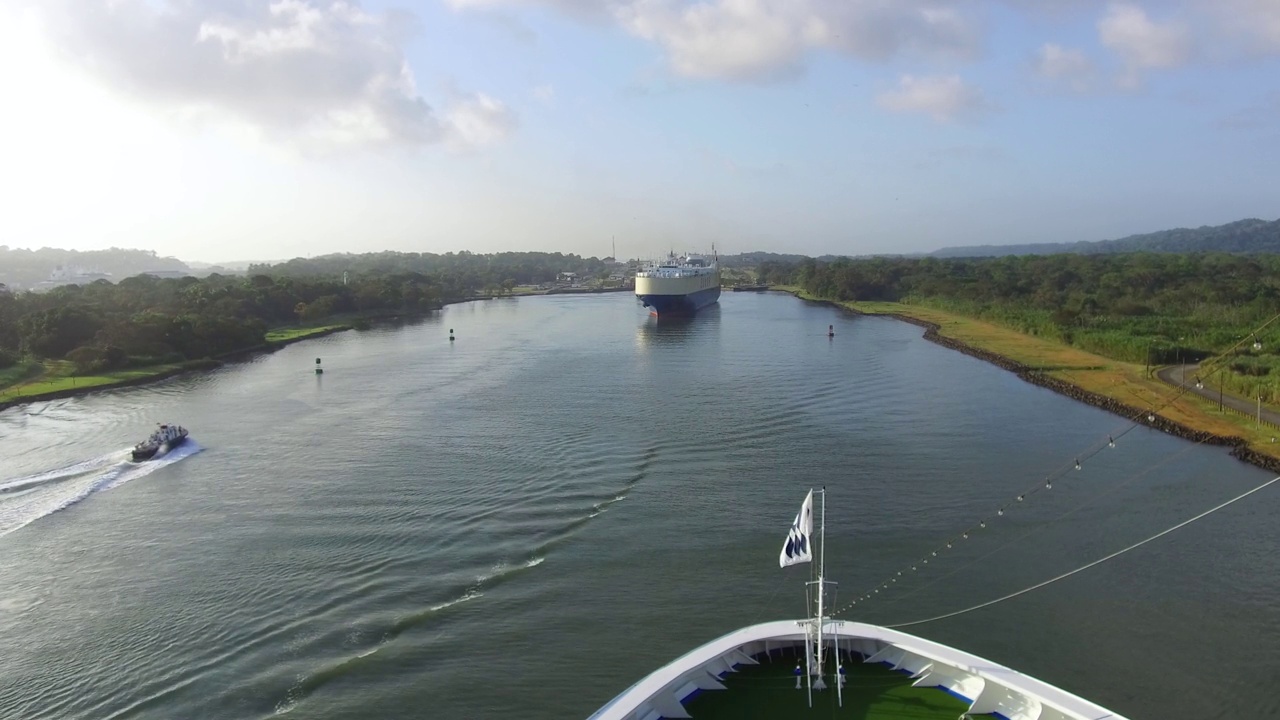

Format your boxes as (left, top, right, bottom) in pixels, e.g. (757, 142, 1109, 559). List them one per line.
(587, 619, 1129, 720)
(637, 286, 721, 316)
(132, 434, 187, 462)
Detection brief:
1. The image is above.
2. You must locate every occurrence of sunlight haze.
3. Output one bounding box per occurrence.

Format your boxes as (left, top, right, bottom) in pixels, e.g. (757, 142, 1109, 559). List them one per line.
(1, 0, 1277, 262)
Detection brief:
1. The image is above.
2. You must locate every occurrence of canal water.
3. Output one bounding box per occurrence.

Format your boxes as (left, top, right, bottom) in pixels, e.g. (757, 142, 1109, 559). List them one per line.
(1, 291, 1276, 719)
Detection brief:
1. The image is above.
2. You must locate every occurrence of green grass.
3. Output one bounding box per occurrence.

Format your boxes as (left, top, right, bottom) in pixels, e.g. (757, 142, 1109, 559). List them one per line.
(0, 360, 186, 403)
(775, 287, 1280, 463)
(0, 361, 42, 389)
(264, 324, 349, 343)
(0, 323, 349, 405)
(683, 652, 969, 720)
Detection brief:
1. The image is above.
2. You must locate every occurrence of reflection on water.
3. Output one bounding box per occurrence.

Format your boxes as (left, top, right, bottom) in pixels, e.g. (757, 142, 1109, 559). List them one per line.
(635, 304, 721, 349)
(2, 292, 1278, 720)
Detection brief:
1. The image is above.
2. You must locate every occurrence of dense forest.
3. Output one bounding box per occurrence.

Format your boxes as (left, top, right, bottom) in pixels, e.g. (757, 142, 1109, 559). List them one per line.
(931, 217, 1280, 257)
(252, 250, 610, 284)
(0, 251, 608, 375)
(759, 253, 1280, 400)
(0, 273, 443, 374)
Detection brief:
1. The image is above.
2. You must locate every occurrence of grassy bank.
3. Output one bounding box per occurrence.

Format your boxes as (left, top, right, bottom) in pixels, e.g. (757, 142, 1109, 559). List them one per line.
(264, 324, 351, 343)
(0, 360, 190, 404)
(775, 286, 1280, 464)
(0, 361, 43, 390)
(0, 323, 355, 409)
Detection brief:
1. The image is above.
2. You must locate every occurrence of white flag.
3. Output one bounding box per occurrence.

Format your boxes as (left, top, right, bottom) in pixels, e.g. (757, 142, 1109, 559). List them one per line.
(779, 489, 814, 568)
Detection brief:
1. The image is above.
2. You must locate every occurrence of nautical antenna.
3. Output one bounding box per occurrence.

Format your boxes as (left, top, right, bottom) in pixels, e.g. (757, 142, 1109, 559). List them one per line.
(780, 488, 839, 706)
(801, 488, 836, 699)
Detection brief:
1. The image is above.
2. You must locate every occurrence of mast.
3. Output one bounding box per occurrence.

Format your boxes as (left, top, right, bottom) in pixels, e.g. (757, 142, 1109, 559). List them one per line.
(813, 487, 827, 689)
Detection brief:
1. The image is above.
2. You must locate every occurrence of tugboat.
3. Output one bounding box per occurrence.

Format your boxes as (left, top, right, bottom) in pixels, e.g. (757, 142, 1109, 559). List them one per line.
(131, 424, 188, 461)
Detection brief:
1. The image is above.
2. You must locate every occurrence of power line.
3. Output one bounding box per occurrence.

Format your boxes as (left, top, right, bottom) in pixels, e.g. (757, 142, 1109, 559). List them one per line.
(882, 476, 1280, 629)
(830, 309, 1280, 618)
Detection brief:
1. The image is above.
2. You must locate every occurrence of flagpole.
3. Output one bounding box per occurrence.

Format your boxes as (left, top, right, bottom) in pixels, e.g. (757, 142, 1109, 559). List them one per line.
(816, 487, 826, 689)
(804, 623, 813, 707)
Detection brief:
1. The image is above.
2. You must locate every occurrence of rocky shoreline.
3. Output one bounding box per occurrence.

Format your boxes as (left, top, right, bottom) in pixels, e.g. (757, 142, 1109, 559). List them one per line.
(789, 292, 1280, 476)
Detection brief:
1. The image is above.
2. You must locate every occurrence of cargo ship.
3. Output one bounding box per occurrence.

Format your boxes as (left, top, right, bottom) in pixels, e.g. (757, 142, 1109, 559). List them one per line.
(635, 252, 720, 316)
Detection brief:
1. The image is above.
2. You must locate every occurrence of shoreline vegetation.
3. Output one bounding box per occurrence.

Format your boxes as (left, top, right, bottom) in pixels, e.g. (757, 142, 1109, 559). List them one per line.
(0, 287, 636, 411)
(0, 323, 352, 412)
(772, 285, 1280, 473)
(8, 244, 1280, 476)
(0, 287, 642, 412)
(0, 250, 628, 412)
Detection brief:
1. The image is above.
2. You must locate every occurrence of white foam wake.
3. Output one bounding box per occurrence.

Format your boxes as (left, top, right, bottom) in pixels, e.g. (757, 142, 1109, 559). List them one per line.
(0, 442, 203, 537)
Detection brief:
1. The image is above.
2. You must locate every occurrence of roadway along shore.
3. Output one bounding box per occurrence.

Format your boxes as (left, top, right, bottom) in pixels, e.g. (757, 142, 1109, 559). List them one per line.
(775, 287, 1280, 474)
(1156, 364, 1280, 427)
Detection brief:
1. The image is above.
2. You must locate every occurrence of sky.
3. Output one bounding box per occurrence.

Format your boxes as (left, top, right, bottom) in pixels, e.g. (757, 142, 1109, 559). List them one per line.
(0, 0, 1277, 263)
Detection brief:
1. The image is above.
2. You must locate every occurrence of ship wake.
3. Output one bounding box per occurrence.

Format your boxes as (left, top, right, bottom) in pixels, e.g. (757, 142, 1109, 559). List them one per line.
(0, 442, 203, 537)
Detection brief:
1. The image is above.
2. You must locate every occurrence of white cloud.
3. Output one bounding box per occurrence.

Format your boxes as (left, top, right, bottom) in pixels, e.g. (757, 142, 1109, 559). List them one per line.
(451, 0, 980, 82)
(1032, 43, 1094, 91)
(444, 0, 613, 20)
(876, 74, 989, 122)
(25, 0, 514, 151)
(1208, 0, 1280, 54)
(617, 0, 809, 81)
(443, 93, 518, 150)
(618, 0, 981, 81)
(1098, 3, 1192, 87)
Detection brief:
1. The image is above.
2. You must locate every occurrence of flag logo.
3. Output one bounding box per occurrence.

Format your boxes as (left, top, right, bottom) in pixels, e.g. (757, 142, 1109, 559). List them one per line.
(779, 489, 814, 568)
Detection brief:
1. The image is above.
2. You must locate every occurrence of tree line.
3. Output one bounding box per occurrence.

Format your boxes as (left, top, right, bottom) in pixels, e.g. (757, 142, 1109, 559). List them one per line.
(759, 253, 1280, 401)
(0, 250, 607, 375)
(253, 250, 610, 285)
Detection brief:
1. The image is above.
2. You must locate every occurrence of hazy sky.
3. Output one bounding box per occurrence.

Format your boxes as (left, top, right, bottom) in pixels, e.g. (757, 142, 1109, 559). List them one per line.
(1, 0, 1277, 262)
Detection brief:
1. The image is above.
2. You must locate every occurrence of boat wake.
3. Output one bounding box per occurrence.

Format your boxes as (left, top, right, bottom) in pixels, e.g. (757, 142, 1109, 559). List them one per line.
(0, 442, 203, 537)
(272, 552, 551, 715)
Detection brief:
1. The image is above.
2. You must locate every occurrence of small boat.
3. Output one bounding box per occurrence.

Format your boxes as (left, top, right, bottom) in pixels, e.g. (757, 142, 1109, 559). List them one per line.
(131, 424, 188, 461)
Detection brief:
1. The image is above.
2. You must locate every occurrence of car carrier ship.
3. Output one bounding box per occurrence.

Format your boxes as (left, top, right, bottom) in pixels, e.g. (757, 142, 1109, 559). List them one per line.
(635, 252, 721, 316)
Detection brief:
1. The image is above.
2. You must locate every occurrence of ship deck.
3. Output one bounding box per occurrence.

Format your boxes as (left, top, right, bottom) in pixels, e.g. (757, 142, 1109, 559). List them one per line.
(681, 647, 970, 720)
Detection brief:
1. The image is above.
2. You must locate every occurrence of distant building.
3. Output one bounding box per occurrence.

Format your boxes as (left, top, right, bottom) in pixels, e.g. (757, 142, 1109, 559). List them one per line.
(558, 271, 578, 282)
(31, 265, 112, 292)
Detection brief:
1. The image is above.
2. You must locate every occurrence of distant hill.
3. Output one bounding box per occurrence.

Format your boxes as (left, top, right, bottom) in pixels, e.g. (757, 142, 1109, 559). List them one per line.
(0, 247, 192, 290)
(720, 251, 856, 267)
(930, 217, 1280, 258)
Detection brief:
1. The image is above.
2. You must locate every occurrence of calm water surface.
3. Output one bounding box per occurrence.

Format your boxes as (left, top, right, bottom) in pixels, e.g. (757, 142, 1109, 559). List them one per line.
(1, 292, 1277, 719)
